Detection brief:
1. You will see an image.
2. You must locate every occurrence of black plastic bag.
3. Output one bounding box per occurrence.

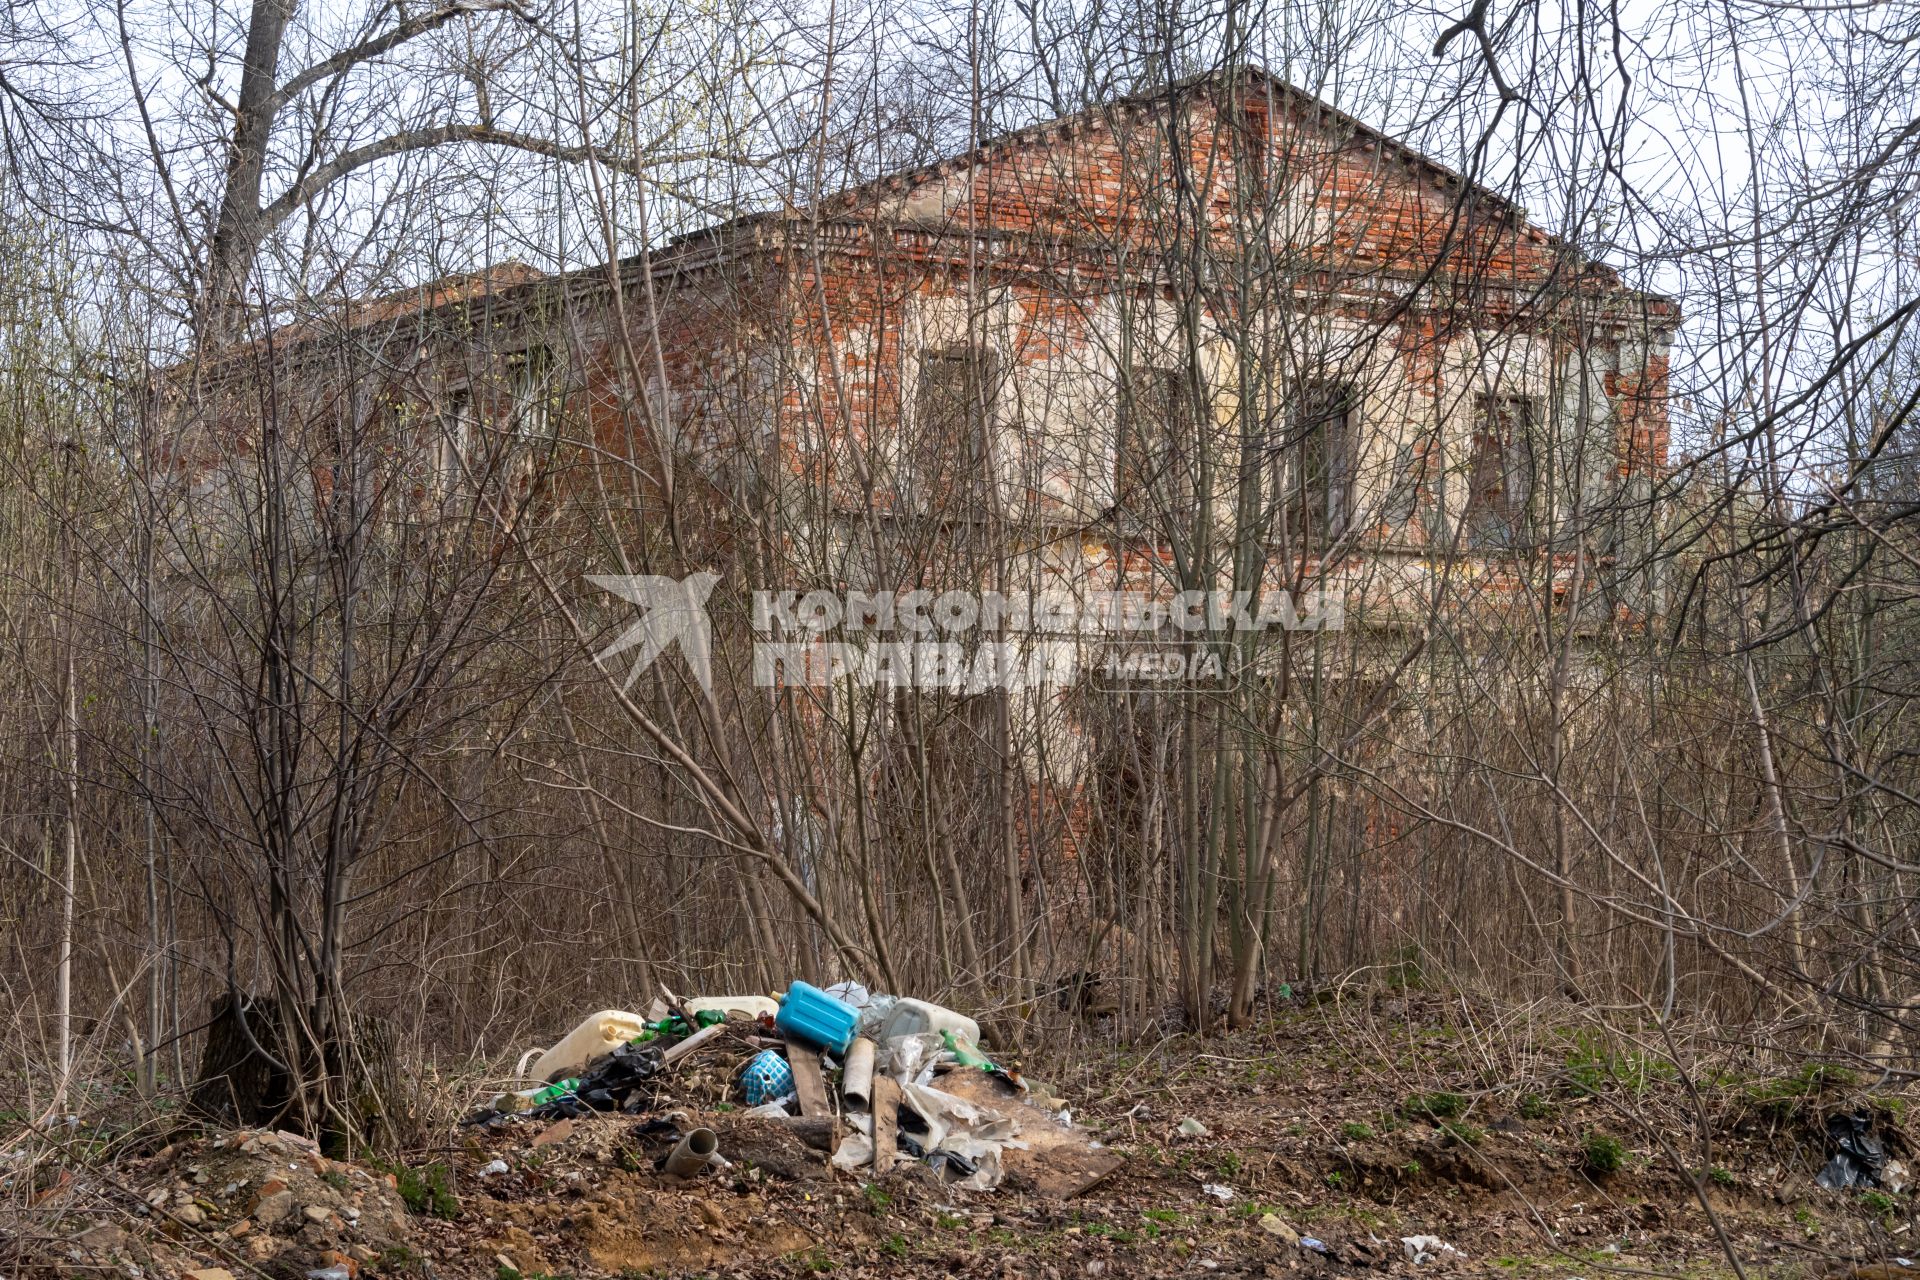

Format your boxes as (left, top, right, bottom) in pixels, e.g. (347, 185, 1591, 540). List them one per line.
(529, 1042, 664, 1119)
(1815, 1111, 1887, 1190)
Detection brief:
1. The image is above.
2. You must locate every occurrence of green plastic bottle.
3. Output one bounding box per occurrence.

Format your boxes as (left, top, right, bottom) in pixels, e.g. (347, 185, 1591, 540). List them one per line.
(531, 1077, 580, 1105)
(628, 1010, 727, 1045)
(493, 1076, 579, 1112)
(941, 1028, 1001, 1073)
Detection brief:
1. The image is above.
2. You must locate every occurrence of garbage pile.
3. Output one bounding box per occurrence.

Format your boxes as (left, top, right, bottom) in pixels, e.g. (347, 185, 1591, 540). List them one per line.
(473, 982, 1120, 1197)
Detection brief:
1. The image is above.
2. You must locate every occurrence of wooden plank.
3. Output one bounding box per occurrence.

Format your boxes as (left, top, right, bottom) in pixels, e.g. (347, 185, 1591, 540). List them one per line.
(870, 1075, 900, 1172)
(754, 1115, 841, 1153)
(788, 1046, 830, 1117)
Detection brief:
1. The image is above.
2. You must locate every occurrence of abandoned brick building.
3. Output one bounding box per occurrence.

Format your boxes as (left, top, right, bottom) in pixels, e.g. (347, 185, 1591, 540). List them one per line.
(193, 64, 1677, 678)
(164, 65, 1682, 992)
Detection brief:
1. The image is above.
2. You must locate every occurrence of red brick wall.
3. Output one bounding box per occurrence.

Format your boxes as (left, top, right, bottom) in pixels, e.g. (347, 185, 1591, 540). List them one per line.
(623, 79, 1677, 526)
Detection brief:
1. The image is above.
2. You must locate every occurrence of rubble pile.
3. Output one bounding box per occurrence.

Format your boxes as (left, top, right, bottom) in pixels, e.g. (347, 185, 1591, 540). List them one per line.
(53, 1127, 414, 1280)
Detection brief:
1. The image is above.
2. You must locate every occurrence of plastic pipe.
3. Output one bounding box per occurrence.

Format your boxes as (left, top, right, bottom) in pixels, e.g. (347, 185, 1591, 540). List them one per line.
(663, 1127, 719, 1177)
(842, 1037, 876, 1111)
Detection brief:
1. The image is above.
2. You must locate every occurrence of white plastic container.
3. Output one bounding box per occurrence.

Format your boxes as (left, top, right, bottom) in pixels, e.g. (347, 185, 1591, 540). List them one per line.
(527, 1009, 649, 1081)
(875, 998, 981, 1048)
(686, 995, 779, 1020)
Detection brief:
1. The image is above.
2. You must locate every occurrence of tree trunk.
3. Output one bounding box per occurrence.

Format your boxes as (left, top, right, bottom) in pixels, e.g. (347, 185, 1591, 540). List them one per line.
(190, 993, 295, 1128)
(199, 0, 296, 339)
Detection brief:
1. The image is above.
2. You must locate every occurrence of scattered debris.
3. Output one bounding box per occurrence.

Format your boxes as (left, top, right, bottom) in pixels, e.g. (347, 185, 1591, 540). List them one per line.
(541, 1042, 664, 1117)
(33, 988, 1920, 1280)
(932, 1067, 1123, 1196)
(1402, 1233, 1465, 1263)
(685, 993, 780, 1020)
(490, 1075, 581, 1115)
(1177, 1117, 1210, 1138)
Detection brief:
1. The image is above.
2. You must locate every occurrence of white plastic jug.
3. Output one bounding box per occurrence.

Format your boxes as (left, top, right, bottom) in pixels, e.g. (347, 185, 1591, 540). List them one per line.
(875, 998, 981, 1048)
(685, 995, 779, 1020)
(527, 1009, 649, 1081)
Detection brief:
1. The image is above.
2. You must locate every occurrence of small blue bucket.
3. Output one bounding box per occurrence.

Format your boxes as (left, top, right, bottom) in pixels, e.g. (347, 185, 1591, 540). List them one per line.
(775, 981, 859, 1054)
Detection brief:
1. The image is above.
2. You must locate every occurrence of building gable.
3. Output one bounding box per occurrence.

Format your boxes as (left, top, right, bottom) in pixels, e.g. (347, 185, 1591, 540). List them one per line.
(828, 72, 1589, 296)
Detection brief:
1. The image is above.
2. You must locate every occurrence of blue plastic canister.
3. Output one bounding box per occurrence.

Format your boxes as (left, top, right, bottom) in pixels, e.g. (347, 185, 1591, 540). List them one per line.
(775, 981, 859, 1053)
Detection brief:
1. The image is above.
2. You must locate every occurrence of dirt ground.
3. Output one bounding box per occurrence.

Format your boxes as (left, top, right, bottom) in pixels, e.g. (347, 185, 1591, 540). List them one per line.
(9, 987, 1916, 1280)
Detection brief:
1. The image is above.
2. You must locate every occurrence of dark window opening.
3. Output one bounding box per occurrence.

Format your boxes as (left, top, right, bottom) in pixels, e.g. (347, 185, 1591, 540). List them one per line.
(508, 346, 556, 438)
(1116, 366, 1195, 529)
(1276, 380, 1355, 547)
(1465, 393, 1537, 548)
(437, 387, 473, 482)
(912, 347, 995, 513)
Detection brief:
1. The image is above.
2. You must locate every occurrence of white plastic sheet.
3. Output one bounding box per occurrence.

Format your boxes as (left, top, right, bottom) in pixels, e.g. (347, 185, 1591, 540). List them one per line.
(898, 1081, 1024, 1190)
